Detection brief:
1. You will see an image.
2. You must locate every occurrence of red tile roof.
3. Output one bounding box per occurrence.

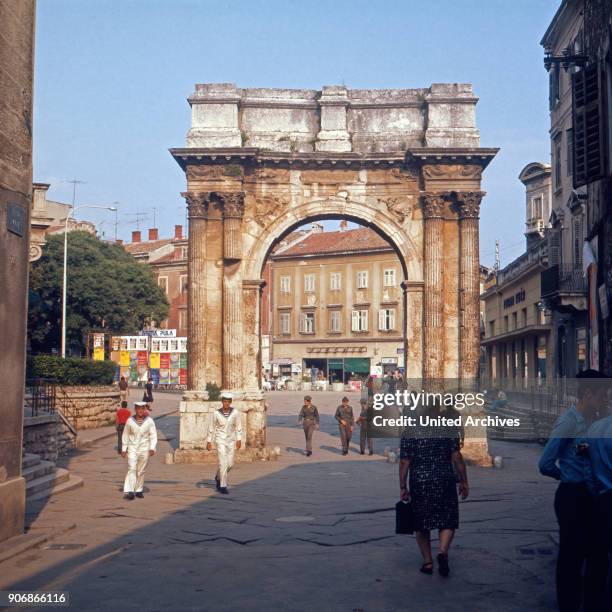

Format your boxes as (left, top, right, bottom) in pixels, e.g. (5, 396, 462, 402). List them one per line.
(273, 228, 392, 258)
(123, 238, 174, 254)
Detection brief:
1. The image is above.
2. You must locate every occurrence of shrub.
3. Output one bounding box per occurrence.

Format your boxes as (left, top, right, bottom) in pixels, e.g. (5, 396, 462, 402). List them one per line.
(206, 382, 221, 401)
(27, 355, 116, 386)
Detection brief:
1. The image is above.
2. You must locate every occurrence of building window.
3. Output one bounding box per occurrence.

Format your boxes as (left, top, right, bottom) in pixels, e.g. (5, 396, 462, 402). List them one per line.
(280, 275, 291, 294)
(522, 307, 527, 327)
(532, 196, 543, 220)
(304, 273, 315, 293)
(357, 271, 368, 289)
(566, 128, 574, 176)
(573, 216, 583, 266)
(180, 246, 188, 259)
(329, 310, 341, 333)
(180, 274, 188, 293)
(299, 312, 315, 334)
(549, 63, 560, 110)
(279, 312, 291, 335)
(351, 309, 368, 332)
(489, 320, 495, 337)
(330, 272, 341, 291)
(504, 315, 508, 332)
(158, 276, 168, 294)
(512, 312, 517, 330)
(378, 308, 396, 331)
(554, 134, 562, 190)
(179, 310, 188, 330)
(383, 269, 396, 287)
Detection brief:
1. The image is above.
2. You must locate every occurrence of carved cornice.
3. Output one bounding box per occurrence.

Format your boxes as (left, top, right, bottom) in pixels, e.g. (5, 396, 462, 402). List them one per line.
(455, 191, 485, 219)
(182, 191, 210, 219)
(422, 164, 482, 180)
(219, 192, 246, 219)
(422, 192, 450, 219)
(381, 196, 413, 224)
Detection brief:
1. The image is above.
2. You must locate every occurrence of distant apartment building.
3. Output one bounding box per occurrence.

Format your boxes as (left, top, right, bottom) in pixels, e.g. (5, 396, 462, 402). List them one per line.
(123, 226, 188, 335)
(268, 223, 404, 383)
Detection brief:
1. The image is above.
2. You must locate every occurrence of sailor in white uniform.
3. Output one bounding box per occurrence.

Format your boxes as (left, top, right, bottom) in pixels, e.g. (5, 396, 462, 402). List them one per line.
(121, 401, 157, 500)
(207, 392, 243, 494)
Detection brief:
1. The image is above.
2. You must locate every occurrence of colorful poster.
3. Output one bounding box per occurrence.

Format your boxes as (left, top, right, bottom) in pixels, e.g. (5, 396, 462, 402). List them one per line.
(119, 351, 130, 367)
(149, 368, 160, 384)
(170, 353, 180, 367)
(179, 368, 187, 385)
(129, 351, 138, 367)
(180, 353, 188, 368)
(114, 366, 120, 382)
(169, 368, 180, 384)
(159, 368, 170, 384)
(129, 367, 138, 382)
(137, 365, 149, 382)
(93, 346, 105, 361)
(137, 351, 148, 366)
(149, 352, 160, 369)
(160, 353, 170, 369)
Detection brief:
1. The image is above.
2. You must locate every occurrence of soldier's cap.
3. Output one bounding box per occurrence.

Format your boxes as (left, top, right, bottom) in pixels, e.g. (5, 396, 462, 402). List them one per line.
(220, 392, 233, 400)
(304, 395, 312, 401)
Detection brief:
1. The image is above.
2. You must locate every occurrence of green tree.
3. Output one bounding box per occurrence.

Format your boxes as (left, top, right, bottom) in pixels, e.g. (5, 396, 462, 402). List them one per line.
(28, 231, 169, 354)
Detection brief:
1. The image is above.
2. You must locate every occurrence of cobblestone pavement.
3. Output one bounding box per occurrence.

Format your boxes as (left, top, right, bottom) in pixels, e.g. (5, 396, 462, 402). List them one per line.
(2, 391, 558, 611)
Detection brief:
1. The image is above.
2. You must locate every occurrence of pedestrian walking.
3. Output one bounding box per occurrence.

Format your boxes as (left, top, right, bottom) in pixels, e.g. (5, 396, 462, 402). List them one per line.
(538, 369, 608, 612)
(121, 401, 157, 500)
(116, 400, 131, 456)
(399, 400, 468, 577)
(298, 395, 319, 457)
(207, 392, 243, 494)
(142, 377, 154, 406)
(118, 375, 129, 403)
(335, 396, 354, 455)
(357, 398, 374, 455)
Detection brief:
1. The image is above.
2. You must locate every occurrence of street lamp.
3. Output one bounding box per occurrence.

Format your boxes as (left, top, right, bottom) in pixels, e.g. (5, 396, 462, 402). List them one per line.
(61, 204, 118, 358)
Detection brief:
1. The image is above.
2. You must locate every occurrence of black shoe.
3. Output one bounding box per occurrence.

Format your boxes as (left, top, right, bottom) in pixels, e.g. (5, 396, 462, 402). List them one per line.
(437, 553, 450, 577)
(306, 451, 312, 457)
(215, 476, 220, 490)
(125, 492, 135, 500)
(135, 492, 144, 498)
(369, 450, 374, 456)
(219, 487, 229, 494)
(360, 451, 365, 455)
(419, 562, 434, 575)
(342, 450, 348, 455)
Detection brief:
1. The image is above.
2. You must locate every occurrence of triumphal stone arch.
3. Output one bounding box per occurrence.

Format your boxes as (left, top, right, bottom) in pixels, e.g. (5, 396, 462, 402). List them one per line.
(170, 83, 497, 462)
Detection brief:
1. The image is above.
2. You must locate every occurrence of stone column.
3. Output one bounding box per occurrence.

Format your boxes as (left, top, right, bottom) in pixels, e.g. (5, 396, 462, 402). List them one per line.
(457, 191, 484, 385)
(182, 191, 209, 394)
(220, 193, 245, 393)
(422, 193, 448, 381)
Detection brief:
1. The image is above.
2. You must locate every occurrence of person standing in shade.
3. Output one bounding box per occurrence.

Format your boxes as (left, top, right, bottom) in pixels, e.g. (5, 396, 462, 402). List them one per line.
(115, 400, 131, 456)
(298, 395, 319, 457)
(357, 398, 374, 455)
(335, 396, 355, 455)
(121, 402, 157, 500)
(207, 392, 243, 494)
(142, 377, 154, 407)
(118, 376, 129, 403)
(538, 369, 608, 612)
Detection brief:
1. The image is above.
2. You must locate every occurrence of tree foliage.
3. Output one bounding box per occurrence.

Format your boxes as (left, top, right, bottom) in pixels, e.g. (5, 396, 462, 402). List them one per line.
(28, 231, 169, 354)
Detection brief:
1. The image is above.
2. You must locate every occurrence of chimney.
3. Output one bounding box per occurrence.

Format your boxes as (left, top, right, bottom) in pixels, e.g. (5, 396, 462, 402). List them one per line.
(116, 239, 123, 246)
(174, 224, 183, 239)
(339, 220, 348, 232)
(148, 227, 159, 241)
(132, 230, 141, 243)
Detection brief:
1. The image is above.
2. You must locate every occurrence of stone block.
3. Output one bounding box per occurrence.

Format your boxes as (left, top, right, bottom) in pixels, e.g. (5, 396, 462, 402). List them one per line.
(0, 477, 25, 541)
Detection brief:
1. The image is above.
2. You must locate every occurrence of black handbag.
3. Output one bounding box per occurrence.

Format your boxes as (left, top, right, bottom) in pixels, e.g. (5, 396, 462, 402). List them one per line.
(395, 500, 414, 534)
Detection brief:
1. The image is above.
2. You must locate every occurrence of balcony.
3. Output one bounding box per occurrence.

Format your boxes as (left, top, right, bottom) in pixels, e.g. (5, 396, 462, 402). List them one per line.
(541, 264, 587, 311)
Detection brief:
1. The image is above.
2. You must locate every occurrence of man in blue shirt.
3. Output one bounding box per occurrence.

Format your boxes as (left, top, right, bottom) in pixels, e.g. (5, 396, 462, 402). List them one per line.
(538, 369, 608, 612)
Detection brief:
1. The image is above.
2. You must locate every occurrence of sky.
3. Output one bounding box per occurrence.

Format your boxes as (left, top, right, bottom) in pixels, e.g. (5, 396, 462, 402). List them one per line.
(34, 0, 559, 268)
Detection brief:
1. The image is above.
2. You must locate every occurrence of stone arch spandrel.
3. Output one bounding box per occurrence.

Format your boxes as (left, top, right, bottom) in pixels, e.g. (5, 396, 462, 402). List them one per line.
(241, 197, 423, 282)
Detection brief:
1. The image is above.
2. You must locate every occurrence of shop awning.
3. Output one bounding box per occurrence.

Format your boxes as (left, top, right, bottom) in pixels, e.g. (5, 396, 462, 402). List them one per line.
(344, 357, 370, 373)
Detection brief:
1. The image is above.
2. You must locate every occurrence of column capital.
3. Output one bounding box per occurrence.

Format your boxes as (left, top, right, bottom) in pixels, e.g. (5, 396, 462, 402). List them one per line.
(455, 191, 485, 219)
(422, 192, 450, 219)
(181, 191, 209, 219)
(218, 192, 246, 219)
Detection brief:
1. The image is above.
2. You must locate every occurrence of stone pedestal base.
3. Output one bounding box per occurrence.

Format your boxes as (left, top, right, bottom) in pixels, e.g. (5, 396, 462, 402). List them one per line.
(176, 395, 272, 463)
(462, 439, 492, 467)
(0, 477, 25, 542)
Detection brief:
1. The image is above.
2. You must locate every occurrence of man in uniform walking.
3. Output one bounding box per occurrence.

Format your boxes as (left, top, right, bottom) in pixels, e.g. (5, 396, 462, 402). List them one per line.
(335, 396, 355, 455)
(357, 397, 374, 455)
(207, 392, 243, 494)
(298, 395, 319, 457)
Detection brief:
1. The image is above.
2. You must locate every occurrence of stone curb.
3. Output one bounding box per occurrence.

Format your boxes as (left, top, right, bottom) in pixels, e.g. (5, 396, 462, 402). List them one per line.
(0, 523, 76, 565)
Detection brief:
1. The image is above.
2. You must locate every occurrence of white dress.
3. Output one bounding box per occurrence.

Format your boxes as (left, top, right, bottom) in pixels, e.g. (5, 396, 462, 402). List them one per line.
(122, 415, 157, 493)
(207, 408, 243, 487)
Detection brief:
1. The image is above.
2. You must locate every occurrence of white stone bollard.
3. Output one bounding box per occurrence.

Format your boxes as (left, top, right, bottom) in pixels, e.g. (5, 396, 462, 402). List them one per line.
(164, 452, 174, 465)
(273, 446, 281, 456)
(383, 446, 390, 457)
(493, 456, 503, 469)
(387, 451, 397, 463)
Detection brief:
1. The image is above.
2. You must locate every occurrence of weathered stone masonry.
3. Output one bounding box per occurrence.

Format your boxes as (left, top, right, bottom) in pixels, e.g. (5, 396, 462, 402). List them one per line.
(170, 84, 497, 460)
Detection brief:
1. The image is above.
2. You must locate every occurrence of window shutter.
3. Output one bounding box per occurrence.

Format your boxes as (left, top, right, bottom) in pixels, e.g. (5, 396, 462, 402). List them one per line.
(389, 309, 396, 330)
(549, 230, 561, 266)
(379, 310, 385, 331)
(299, 313, 305, 333)
(572, 63, 604, 187)
(573, 217, 583, 266)
(362, 311, 368, 331)
(352, 311, 359, 331)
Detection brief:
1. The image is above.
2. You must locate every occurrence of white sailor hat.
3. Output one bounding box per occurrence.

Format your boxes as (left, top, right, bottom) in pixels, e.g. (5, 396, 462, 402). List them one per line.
(220, 392, 233, 400)
(134, 401, 148, 407)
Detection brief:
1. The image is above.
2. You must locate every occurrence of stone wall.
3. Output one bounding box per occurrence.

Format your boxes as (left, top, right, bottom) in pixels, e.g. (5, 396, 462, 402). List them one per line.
(22, 415, 75, 462)
(56, 386, 120, 430)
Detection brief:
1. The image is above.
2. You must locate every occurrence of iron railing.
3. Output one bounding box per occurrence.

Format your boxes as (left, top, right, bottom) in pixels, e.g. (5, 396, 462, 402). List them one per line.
(541, 264, 586, 298)
(24, 378, 56, 418)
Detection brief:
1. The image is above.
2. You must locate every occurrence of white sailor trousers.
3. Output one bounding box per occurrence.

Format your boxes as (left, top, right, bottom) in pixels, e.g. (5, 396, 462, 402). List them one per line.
(124, 449, 149, 493)
(216, 441, 236, 487)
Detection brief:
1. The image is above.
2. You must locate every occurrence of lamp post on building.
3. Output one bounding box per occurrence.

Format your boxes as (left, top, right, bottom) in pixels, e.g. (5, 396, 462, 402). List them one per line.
(61, 204, 118, 358)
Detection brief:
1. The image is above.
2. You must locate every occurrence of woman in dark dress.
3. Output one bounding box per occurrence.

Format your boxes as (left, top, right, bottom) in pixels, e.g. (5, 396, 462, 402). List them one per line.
(143, 378, 154, 406)
(399, 404, 469, 576)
